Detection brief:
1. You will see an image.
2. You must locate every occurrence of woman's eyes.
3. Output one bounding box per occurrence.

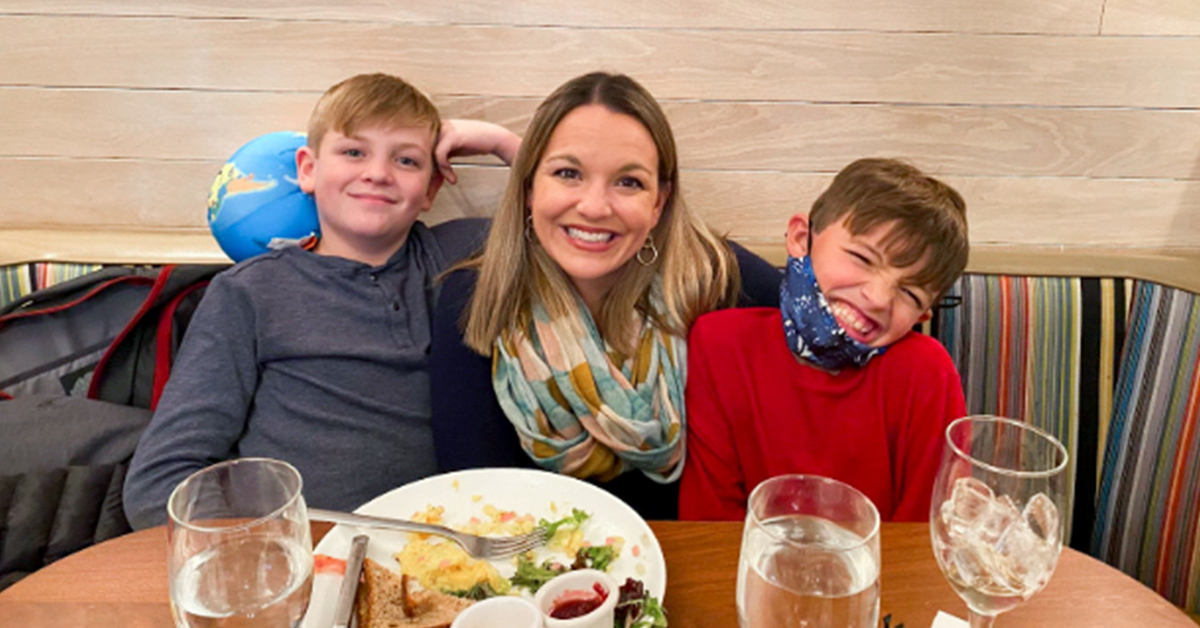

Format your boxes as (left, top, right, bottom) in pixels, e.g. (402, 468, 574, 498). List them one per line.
(616, 176, 647, 190)
(549, 169, 647, 190)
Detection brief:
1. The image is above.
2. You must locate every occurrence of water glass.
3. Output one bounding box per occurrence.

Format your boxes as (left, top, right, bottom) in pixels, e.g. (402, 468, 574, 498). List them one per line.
(167, 457, 314, 628)
(929, 415, 1069, 628)
(736, 474, 881, 628)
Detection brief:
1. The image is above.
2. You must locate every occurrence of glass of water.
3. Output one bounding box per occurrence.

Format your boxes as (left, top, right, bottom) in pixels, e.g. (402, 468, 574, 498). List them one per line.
(929, 415, 1070, 628)
(167, 457, 314, 628)
(736, 474, 881, 628)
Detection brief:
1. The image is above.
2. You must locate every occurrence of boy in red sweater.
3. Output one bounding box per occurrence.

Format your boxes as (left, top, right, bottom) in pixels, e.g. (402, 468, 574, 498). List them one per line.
(679, 158, 969, 522)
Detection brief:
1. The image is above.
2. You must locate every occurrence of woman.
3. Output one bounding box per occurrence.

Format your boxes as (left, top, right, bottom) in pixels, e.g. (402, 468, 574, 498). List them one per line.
(430, 72, 779, 518)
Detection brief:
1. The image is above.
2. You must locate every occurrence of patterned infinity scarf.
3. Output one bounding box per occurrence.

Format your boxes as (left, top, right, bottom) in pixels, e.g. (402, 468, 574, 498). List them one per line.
(781, 255, 885, 371)
(492, 297, 686, 484)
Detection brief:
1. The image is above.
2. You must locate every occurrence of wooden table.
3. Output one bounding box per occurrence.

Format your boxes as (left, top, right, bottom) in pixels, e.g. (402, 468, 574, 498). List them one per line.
(0, 522, 1193, 627)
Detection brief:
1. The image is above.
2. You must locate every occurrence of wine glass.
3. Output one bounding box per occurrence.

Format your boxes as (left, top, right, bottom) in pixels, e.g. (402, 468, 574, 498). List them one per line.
(167, 457, 314, 628)
(736, 474, 881, 628)
(929, 415, 1070, 628)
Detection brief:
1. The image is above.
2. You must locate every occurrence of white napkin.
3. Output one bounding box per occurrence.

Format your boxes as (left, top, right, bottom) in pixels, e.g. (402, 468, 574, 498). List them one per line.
(930, 611, 969, 628)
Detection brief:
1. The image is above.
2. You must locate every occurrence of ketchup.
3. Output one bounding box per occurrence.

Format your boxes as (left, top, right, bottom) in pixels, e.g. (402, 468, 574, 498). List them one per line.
(549, 582, 609, 619)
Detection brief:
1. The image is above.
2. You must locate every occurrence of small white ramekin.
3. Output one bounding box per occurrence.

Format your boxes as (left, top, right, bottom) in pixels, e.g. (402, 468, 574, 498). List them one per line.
(533, 569, 620, 628)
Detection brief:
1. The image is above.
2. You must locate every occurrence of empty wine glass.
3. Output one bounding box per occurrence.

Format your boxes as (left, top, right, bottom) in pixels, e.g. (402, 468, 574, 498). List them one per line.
(929, 415, 1070, 628)
(167, 457, 314, 628)
(737, 474, 881, 628)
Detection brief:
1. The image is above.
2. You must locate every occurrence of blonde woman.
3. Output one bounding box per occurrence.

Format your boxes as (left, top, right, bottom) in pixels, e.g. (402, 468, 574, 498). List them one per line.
(429, 72, 779, 518)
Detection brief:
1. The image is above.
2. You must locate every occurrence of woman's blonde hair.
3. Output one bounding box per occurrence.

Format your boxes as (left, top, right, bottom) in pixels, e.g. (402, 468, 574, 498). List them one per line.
(461, 71, 740, 356)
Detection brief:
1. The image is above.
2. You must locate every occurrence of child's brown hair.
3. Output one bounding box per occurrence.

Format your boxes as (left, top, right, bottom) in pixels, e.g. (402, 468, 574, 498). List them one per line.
(810, 158, 968, 298)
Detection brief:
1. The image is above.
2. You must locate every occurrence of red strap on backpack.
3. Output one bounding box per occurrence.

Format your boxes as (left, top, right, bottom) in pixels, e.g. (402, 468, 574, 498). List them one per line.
(150, 280, 210, 409)
(86, 266, 176, 400)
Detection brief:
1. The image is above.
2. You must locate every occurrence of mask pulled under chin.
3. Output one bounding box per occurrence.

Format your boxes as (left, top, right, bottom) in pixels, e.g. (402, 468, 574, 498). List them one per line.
(780, 255, 885, 371)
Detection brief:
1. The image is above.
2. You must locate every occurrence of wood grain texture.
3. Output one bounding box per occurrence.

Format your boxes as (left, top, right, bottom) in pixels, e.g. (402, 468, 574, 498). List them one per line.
(5, 161, 1200, 292)
(4, 17, 1200, 107)
(5, 161, 1194, 248)
(0, 0, 1106, 35)
(0, 3, 1197, 289)
(1103, 0, 1200, 36)
(8, 89, 1200, 180)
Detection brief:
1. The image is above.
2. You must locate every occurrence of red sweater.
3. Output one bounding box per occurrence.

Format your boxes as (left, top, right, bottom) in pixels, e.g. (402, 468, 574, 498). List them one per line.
(679, 307, 965, 522)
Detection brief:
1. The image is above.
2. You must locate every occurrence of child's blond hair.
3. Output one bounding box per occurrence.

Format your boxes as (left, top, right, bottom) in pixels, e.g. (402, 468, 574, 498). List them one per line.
(306, 73, 440, 152)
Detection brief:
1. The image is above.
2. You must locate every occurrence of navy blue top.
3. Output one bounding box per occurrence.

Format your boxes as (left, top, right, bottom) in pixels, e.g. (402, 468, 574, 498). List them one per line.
(430, 242, 782, 520)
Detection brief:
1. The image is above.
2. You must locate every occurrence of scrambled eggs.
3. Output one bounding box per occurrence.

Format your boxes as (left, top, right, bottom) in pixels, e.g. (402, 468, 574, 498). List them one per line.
(393, 504, 622, 595)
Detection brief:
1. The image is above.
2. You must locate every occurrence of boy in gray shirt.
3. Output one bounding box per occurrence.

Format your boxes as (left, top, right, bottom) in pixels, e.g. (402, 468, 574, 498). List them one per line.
(124, 73, 518, 528)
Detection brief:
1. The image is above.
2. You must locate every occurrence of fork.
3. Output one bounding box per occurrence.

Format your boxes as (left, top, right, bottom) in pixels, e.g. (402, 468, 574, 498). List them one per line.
(308, 507, 548, 560)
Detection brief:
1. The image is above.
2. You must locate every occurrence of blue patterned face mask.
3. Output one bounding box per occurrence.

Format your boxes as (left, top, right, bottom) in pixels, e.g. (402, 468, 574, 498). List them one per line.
(780, 255, 885, 371)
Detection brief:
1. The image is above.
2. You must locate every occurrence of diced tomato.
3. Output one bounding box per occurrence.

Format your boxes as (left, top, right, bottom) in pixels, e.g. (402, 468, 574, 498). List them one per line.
(605, 536, 619, 546)
(313, 554, 346, 575)
(499, 511, 516, 522)
(632, 545, 641, 558)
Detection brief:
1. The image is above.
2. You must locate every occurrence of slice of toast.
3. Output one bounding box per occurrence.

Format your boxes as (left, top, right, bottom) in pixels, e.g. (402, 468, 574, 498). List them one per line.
(355, 558, 475, 628)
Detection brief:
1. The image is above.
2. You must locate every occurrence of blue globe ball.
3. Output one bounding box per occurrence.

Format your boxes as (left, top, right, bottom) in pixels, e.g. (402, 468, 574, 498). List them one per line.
(207, 131, 320, 262)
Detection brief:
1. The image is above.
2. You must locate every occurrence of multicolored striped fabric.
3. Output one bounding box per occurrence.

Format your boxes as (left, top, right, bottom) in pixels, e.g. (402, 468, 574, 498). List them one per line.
(0, 263, 104, 310)
(929, 274, 1130, 550)
(1093, 282, 1200, 613)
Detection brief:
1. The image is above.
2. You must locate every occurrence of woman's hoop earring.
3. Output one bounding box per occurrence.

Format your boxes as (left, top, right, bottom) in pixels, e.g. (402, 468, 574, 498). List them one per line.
(525, 214, 534, 241)
(637, 235, 659, 266)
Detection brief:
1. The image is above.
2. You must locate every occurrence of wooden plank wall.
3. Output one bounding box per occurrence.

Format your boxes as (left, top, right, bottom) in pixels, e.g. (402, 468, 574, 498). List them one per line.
(1, 1, 1198, 290)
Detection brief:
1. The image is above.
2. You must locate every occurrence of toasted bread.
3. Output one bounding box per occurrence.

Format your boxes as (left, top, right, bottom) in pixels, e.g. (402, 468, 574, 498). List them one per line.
(356, 558, 475, 628)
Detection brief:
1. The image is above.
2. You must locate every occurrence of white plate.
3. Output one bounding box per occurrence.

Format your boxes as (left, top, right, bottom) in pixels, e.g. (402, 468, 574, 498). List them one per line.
(301, 468, 667, 628)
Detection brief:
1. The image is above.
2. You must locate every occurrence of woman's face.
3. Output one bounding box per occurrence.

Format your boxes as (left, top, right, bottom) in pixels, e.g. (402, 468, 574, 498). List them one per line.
(528, 104, 667, 312)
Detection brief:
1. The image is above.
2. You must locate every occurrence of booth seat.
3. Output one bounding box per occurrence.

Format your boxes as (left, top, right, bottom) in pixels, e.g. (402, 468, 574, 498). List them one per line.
(2, 263, 1198, 613)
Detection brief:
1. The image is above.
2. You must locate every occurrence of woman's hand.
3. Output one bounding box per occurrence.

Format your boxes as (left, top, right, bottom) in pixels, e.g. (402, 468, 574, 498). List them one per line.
(435, 119, 521, 185)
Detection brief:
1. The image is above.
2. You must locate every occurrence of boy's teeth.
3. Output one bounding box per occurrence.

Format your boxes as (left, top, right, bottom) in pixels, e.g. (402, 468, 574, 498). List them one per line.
(566, 227, 613, 243)
(830, 302, 873, 335)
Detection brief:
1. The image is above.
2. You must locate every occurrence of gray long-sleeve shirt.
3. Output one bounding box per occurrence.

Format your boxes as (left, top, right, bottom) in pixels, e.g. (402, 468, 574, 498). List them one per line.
(124, 219, 486, 529)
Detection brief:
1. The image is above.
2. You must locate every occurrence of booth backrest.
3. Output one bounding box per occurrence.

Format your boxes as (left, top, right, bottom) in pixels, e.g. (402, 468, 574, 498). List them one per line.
(1093, 283, 1200, 612)
(928, 274, 1200, 614)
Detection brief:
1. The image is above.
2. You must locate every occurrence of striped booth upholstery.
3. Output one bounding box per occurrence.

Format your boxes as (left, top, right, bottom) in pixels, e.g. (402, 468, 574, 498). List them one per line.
(1, 263, 104, 311)
(929, 274, 1200, 614)
(1093, 283, 1200, 613)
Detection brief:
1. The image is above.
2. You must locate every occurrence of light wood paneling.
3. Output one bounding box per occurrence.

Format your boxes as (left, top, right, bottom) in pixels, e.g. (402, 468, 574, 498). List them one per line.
(0, 0, 1105, 35)
(7, 89, 1200, 180)
(6, 159, 1196, 251)
(1103, 0, 1200, 36)
(4, 17, 1200, 108)
(1, 4, 1198, 292)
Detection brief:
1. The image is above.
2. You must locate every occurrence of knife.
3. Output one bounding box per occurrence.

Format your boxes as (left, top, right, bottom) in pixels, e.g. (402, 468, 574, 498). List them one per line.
(331, 534, 369, 628)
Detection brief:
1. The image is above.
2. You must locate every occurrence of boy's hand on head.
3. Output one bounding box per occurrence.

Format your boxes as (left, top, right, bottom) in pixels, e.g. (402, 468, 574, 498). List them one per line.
(434, 119, 521, 185)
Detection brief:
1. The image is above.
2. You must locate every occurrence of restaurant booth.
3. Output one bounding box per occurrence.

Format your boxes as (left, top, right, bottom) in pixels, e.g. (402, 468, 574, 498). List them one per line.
(1, 0, 1198, 623)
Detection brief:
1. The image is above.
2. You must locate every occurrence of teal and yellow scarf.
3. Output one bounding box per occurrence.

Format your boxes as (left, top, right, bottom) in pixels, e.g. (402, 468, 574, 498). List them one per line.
(492, 298, 686, 484)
